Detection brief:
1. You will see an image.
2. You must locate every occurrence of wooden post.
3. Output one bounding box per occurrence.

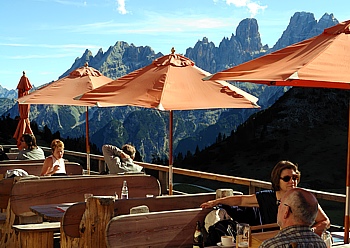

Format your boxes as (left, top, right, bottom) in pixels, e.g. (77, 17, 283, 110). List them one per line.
(158, 170, 168, 195)
(13, 222, 59, 248)
(0, 200, 20, 248)
(345, 102, 350, 244)
(79, 196, 115, 248)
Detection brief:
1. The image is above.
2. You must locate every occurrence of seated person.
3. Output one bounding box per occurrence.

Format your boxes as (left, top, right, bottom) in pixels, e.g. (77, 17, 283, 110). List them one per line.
(17, 133, 45, 160)
(201, 160, 330, 235)
(102, 144, 143, 174)
(259, 188, 327, 247)
(40, 139, 66, 176)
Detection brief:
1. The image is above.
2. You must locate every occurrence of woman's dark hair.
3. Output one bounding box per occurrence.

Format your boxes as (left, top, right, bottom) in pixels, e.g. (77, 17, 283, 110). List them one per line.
(21, 133, 38, 150)
(270, 160, 300, 191)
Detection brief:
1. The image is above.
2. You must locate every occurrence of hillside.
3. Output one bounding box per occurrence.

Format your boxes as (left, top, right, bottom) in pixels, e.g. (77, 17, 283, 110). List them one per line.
(177, 87, 350, 193)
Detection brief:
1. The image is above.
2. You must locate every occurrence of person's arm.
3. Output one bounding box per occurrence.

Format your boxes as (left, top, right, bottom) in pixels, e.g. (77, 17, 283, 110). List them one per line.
(102, 144, 124, 174)
(311, 204, 331, 236)
(200, 194, 259, 208)
(102, 144, 122, 158)
(40, 157, 53, 176)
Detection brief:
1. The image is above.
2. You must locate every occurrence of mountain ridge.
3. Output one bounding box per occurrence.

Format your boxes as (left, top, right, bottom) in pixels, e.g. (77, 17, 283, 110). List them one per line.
(0, 12, 339, 162)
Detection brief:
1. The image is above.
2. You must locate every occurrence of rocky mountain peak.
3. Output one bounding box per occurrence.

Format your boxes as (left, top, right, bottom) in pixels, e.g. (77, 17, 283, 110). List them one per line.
(236, 18, 263, 53)
(272, 12, 338, 51)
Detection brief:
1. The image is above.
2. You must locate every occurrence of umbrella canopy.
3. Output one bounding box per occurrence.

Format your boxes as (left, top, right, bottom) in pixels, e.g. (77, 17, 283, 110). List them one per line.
(14, 71, 33, 149)
(76, 49, 260, 194)
(18, 63, 113, 173)
(205, 20, 350, 242)
(18, 63, 113, 106)
(206, 20, 350, 89)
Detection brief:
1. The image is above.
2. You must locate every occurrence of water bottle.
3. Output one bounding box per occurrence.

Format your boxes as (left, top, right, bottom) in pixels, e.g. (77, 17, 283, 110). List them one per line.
(193, 221, 204, 248)
(121, 180, 128, 199)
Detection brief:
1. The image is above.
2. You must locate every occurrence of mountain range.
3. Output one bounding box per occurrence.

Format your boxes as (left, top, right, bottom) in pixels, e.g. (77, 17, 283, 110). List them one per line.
(0, 12, 339, 162)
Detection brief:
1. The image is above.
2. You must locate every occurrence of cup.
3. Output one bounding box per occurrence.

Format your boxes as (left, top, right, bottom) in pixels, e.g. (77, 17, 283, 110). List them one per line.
(84, 193, 93, 202)
(221, 235, 233, 246)
(216, 189, 233, 199)
(236, 223, 250, 248)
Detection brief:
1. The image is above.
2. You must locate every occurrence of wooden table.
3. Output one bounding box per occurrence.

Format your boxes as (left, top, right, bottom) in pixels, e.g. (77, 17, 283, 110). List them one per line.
(203, 230, 280, 247)
(30, 202, 75, 221)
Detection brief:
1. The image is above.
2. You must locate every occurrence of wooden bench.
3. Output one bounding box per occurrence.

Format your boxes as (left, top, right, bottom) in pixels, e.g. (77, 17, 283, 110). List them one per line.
(0, 158, 70, 164)
(0, 161, 83, 177)
(11, 174, 160, 218)
(0, 174, 160, 248)
(106, 208, 211, 247)
(0, 177, 15, 211)
(62, 192, 216, 238)
(12, 222, 60, 248)
(5, 153, 19, 160)
(0, 159, 46, 164)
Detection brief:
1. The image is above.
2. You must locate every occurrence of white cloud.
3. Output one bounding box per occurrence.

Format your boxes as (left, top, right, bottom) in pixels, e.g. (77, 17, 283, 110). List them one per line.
(225, 0, 267, 17)
(116, 0, 128, 15)
(53, 0, 87, 7)
(247, 2, 267, 17)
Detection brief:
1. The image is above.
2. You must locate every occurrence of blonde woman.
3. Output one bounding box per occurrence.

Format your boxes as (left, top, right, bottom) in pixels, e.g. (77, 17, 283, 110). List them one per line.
(40, 139, 66, 176)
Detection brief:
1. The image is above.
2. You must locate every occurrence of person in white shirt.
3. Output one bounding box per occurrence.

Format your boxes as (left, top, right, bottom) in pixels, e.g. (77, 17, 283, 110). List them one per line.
(40, 139, 66, 176)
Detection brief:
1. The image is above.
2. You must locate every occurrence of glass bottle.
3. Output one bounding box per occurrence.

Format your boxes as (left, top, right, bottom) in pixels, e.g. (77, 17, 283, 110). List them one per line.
(321, 229, 332, 248)
(121, 180, 128, 199)
(193, 221, 204, 248)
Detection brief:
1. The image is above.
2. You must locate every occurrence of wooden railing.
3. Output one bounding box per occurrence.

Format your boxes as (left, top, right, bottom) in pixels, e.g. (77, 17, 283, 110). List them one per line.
(5, 145, 346, 203)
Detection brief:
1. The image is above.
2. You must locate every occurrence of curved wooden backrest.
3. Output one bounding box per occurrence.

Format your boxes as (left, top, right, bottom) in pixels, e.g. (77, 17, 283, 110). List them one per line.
(62, 202, 86, 237)
(5, 153, 19, 160)
(106, 208, 211, 248)
(0, 178, 15, 209)
(62, 192, 215, 238)
(0, 159, 46, 164)
(10, 174, 160, 216)
(0, 162, 83, 176)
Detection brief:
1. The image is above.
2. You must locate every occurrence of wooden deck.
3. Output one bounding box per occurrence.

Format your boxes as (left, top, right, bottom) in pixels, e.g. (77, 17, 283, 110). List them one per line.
(1, 145, 350, 246)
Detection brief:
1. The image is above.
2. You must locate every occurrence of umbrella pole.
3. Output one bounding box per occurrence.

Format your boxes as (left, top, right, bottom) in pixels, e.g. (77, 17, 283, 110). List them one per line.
(345, 103, 350, 243)
(86, 107, 91, 175)
(169, 110, 173, 195)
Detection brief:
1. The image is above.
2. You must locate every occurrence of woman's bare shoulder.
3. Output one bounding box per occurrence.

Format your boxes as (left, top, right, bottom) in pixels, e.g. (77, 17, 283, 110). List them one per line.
(44, 156, 53, 163)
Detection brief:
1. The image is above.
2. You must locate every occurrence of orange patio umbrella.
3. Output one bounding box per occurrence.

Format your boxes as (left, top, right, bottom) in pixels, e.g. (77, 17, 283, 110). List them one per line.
(205, 20, 350, 242)
(75, 48, 260, 194)
(13, 71, 33, 149)
(18, 63, 113, 173)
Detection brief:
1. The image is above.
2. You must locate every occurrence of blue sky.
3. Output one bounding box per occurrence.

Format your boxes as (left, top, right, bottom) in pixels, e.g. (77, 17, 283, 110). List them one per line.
(0, 0, 348, 90)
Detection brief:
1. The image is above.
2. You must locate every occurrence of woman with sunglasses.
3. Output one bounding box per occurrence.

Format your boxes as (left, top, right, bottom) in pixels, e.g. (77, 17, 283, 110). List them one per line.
(200, 160, 330, 235)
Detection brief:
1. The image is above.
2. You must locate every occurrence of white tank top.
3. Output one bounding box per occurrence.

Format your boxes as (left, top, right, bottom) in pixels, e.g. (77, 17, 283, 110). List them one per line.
(49, 155, 66, 174)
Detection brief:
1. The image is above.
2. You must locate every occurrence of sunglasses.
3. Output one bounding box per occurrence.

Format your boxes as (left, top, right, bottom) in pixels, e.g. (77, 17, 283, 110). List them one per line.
(276, 200, 293, 213)
(280, 175, 299, 182)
